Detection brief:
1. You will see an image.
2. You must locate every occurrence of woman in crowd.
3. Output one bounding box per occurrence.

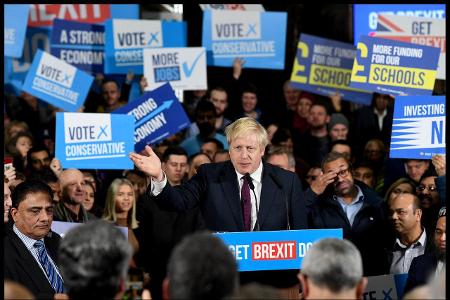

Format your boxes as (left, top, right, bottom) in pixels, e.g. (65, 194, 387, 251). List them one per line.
(6, 132, 33, 173)
(82, 181, 103, 218)
(103, 178, 140, 267)
(384, 177, 417, 203)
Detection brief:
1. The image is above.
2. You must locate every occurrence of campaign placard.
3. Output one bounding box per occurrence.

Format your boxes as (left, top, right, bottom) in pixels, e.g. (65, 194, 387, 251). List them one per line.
(290, 34, 373, 105)
(104, 19, 187, 74)
(390, 96, 445, 159)
(215, 229, 343, 271)
(4, 5, 139, 94)
(112, 83, 191, 152)
(50, 19, 105, 74)
(22, 50, 94, 112)
(349, 36, 440, 96)
(4, 4, 30, 58)
(52, 221, 128, 238)
(373, 14, 445, 80)
(55, 112, 134, 169)
(143, 47, 207, 91)
(353, 4, 445, 45)
(202, 10, 287, 69)
(27, 4, 139, 27)
(365, 274, 408, 300)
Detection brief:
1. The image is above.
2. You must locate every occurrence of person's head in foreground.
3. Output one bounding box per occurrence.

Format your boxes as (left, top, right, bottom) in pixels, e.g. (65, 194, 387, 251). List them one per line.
(163, 231, 238, 300)
(58, 220, 133, 300)
(298, 238, 367, 299)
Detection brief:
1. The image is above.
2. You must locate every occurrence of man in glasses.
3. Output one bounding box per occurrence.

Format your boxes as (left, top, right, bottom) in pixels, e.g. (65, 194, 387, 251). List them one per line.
(306, 152, 389, 276)
(417, 169, 441, 234)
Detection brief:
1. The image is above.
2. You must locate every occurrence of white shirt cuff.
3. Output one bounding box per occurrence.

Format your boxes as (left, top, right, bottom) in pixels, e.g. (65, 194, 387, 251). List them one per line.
(150, 172, 167, 196)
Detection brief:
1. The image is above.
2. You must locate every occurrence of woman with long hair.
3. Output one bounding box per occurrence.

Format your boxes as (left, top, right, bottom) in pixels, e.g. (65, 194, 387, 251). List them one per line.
(103, 178, 139, 265)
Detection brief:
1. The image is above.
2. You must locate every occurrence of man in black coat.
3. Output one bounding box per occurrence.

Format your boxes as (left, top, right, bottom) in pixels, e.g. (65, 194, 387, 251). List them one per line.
(305, 151, 389, 276)
(5, 180, 65, 299)
(130, 117, 307, 232)
(130, 117, 308, 289)
(404, 207, 446, 294)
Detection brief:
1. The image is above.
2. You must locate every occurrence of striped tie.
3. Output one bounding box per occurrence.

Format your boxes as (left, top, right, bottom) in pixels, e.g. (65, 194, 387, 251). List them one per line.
(34, 240, 64, 293)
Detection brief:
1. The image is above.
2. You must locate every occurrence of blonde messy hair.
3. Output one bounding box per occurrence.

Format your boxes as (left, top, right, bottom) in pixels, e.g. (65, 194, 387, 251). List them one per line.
(225, 117, 269, 149)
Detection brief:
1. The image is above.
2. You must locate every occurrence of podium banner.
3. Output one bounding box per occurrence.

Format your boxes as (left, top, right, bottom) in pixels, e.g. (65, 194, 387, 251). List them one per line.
(216, 229, 343, 271)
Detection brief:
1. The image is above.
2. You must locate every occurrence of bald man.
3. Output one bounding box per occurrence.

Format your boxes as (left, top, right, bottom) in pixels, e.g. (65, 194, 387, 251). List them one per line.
(53, 169, 97, 222)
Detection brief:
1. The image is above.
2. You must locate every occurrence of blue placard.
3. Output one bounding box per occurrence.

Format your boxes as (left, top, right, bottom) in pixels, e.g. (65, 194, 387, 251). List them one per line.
(104, 19, 187, 74)
(390, 96, 445, 159)
(5, 5, 139, 94)
(350, 36, 440, 96)
(202, 10, 287, 69)
(353, 4, 446, 45)
(22, 50, 94, 112)
(216, 229, 343, 271)
(55, 112, 134, 169)
(112, 83, 191, 152)
(290, 34, 372, 105)
(50, 19, 104, 74)
(4, 4, 30, 58)
(51, 221, 128, 238)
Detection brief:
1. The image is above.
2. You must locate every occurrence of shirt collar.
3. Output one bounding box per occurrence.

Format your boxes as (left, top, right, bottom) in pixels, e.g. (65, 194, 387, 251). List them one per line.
(334, 185, 364, 205)
(394, 227, 427, 249)
(13, 224, 41, 251)
(374, 107, 387, 118)
(235, 161, 263, 185)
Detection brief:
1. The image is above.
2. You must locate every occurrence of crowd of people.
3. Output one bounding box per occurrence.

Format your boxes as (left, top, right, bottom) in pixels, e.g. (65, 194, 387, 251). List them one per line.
(3, 28, 446, 300)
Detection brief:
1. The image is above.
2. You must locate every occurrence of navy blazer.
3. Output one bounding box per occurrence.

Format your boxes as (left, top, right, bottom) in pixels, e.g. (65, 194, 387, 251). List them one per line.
(403, 252, 438, 294)
(152, 160, 308, 232)
(4, 228, 61, 299)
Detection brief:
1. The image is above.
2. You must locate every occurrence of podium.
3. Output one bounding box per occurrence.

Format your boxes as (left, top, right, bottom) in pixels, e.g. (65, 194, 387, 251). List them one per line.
(215, 228, 343, 272)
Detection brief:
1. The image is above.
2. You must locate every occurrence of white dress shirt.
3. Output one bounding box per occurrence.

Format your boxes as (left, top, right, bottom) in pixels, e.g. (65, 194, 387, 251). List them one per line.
(235, 162, 263, 231)
(151, 162, 264, 230)
(390, 228, 427, 274)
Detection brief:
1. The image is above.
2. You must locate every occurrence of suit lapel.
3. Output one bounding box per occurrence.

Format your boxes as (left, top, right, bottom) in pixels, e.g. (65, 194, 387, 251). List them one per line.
(258, 164, 277, 229)
(8, 230, 53, 290)
(220, 161, 244, 230)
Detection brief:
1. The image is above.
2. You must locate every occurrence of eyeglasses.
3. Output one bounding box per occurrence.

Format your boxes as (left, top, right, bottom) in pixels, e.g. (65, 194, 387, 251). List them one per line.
(416, 185, 437, 192)
(336, 168, 350, 177)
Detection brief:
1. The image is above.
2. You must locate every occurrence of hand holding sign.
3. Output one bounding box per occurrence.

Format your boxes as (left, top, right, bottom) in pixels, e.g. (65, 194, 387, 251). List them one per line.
(431, 154, 446, 176)
(129, 145, 164, 181)
(50, 158, 63, 178)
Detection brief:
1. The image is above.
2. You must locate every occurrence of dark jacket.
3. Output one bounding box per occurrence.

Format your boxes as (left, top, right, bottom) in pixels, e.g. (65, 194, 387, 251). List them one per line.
(306, 181, 389, 276)
(151, 160, 308, 232)
(403, 252, 439, 294)
(4, 229, 62, 299)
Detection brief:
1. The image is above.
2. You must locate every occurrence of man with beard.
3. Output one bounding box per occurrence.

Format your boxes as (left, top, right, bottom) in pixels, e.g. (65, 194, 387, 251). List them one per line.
(404, 207, 446, 294)
(180, 100, 228, 157)
(417, 169, 441, 234)
(306, 152, 389, 276)
(53, 169, 97, 222)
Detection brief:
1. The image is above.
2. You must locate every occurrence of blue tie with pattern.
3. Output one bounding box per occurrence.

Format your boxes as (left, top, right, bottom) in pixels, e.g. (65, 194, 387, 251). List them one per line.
(34, 240, 64, 293)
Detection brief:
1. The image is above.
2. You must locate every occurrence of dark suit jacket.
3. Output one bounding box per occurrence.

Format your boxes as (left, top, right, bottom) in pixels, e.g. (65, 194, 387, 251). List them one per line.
(4, 228, 62, 299)
(152, 160, 308, 232)
(403, 252, 438, 294)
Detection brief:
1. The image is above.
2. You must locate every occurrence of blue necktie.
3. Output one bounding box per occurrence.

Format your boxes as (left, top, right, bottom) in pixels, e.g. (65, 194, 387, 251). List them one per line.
(34, 240, 65, 293)
(241, 176, 252, 231)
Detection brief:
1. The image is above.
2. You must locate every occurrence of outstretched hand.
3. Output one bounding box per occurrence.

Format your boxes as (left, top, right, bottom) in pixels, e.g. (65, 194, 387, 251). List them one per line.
(129, 145, 164, 181)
